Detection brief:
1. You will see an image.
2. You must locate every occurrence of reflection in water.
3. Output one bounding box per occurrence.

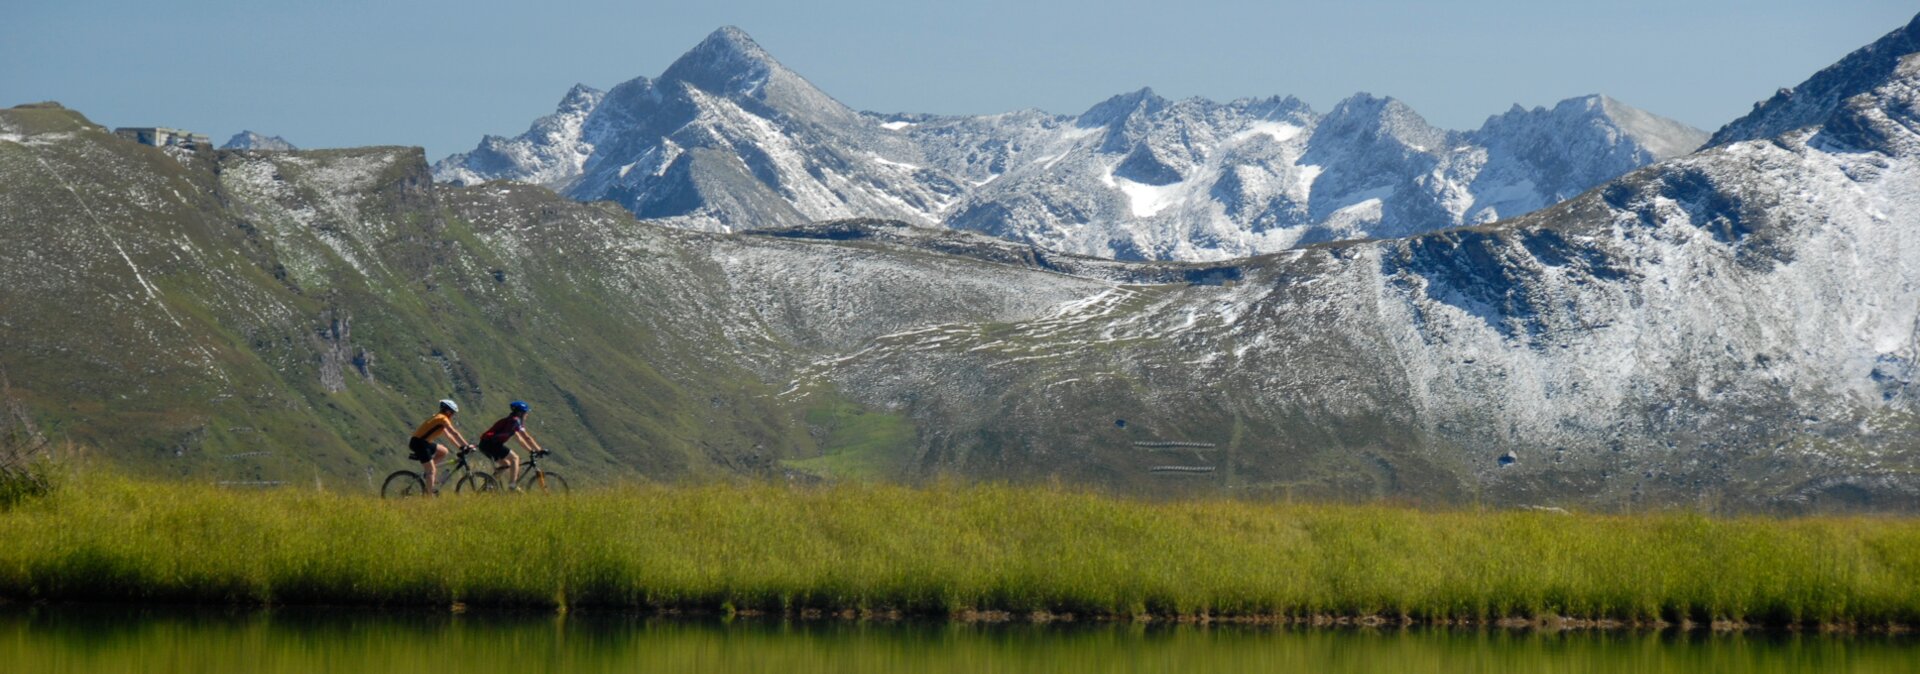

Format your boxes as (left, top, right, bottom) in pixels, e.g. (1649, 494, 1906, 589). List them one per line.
(0, 608, 1912, 674)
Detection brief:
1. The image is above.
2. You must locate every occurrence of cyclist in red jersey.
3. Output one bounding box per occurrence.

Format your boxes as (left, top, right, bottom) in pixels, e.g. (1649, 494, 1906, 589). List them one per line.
(477, 400, 546, 488)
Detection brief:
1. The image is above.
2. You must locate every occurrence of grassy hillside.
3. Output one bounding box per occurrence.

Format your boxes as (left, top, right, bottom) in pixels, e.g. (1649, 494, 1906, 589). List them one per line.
(1, 477, 1915, 627)
(0, 104, 1137, 491)
(0, 105, 899, 487)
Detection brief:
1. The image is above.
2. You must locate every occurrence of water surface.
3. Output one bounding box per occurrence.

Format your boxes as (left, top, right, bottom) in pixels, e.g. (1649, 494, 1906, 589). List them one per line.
(1, 608, 1912, 674)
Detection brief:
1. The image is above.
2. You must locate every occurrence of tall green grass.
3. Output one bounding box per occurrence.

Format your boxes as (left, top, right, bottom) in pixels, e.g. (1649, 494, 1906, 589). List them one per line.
(0, 476, 1915, 627)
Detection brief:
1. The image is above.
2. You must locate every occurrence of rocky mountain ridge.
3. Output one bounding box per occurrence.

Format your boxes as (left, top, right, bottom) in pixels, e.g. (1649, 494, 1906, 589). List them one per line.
(436, 27, 1708, 261)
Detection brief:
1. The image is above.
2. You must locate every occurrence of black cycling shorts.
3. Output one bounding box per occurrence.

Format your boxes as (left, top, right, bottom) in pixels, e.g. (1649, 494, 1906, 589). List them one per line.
(478, 439, 512, 462)
(407, 437, 439, 463)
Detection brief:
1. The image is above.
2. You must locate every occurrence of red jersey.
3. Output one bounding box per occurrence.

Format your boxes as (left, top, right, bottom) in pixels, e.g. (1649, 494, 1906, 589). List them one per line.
(480, 415, 524, 445)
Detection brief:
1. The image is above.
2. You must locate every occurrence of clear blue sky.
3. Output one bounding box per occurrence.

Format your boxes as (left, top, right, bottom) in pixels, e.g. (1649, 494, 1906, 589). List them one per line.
(4, 1, 1915, 159)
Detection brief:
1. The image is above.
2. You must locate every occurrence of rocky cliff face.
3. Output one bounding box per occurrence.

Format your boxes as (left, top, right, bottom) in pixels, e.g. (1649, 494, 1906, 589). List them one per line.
(435, 27, 1707, 261)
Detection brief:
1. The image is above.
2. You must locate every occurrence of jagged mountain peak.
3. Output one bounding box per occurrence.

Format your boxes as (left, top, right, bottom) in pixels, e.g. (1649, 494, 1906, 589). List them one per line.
(650, 25, 857, 127)
(1450, 94, 1705, 224)
(558, 83, 605, 110)
(1236, 94, 1315, 121)
(1488, 94, 1608, 121)
(596, 74, 657, 111)
(1476, 94, 1707, 161)
(1588, 96, 1709, 159)
(705, 25, 767, 57)
(1323, 93, 1425, 125)
(221, 130, 296, 151)
(659, 25, 787, 95)
(1318, 92, 1450, 151)
(1492, 93, 1617, 122)
(1077, 87, 1171, 127)
(431, 82, 609, 187)
(1550, 94, 1631, 121)
(1709, 12, 1920, 148)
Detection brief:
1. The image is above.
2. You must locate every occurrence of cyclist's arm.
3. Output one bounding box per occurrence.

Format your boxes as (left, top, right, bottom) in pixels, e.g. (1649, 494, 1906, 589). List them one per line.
(445, 426, 471, 449)
(516, 429, 546, 453)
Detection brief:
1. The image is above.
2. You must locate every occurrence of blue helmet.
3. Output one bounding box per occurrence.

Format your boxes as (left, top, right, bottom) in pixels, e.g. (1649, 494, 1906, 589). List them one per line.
(510, 400, 530, 414)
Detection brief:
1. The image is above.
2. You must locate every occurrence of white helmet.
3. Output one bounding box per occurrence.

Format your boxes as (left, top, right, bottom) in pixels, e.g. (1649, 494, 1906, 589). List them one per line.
(438, 399, 459, 413)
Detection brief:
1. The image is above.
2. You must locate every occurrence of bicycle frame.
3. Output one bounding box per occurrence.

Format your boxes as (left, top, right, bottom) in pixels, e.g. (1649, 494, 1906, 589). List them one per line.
(479, 451, 555, 488)
(519, 454, 553, 487)
(427, 451, 476, 489)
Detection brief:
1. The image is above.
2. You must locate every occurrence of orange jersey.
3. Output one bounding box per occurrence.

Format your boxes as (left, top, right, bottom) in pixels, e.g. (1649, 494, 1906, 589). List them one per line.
(412, 412, 455, 442)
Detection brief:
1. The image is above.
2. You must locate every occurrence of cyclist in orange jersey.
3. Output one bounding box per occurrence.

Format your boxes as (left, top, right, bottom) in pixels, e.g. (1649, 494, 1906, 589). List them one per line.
(408, 399, 472, 495)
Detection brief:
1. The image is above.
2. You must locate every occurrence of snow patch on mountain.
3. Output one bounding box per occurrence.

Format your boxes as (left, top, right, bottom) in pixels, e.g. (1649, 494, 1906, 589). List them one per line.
(1234, 121, 1305, 144)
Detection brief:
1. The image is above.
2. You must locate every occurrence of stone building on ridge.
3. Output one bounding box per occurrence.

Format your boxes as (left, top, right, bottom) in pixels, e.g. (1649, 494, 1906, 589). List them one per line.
(114, 127, 211, 149)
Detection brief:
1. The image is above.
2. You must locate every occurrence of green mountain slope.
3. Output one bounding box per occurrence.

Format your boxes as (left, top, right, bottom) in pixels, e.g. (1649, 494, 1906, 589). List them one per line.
(0, 110, 673, 484)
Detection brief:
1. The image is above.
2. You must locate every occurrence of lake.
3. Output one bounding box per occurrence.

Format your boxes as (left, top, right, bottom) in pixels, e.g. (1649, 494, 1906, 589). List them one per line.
(1, 608, 1913, 673)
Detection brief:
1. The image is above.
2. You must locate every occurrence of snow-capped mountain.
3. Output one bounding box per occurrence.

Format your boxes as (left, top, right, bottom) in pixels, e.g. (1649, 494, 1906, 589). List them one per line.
(938, 90, 1708, 259)
(772, 13, 1920, 507)
(221, 131, 296, 151)
(435, 26, 1706, 260)
(433, 84, 603, 188)
(1462, 95, 1705, 228)
(442, 27, 965, 232)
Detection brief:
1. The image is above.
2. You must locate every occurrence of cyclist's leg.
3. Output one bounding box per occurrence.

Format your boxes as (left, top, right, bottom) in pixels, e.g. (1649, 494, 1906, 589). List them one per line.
(478, 441, 519, 488)
(424, 444, 448, 494)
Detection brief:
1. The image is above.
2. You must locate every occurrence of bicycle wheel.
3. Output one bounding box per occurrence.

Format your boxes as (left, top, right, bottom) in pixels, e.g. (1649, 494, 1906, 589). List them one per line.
(455, 471, 499, 494)
(381, 471, 428, 498)
(517, 469, 569, 494)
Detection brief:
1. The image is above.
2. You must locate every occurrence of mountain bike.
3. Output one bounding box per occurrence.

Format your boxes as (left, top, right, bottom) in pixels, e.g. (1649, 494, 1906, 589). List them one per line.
(510, 449, 569, 494)
(381, 446, 499, 498)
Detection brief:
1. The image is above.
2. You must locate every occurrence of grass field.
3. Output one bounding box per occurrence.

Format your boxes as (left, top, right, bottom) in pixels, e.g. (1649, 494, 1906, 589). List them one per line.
(0, 476, 1915, 628)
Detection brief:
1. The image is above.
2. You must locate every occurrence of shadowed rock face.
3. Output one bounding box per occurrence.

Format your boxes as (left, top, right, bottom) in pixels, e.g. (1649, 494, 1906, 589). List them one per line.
(435, 28, 1706, 262)
(9, 16, 1920, 511)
